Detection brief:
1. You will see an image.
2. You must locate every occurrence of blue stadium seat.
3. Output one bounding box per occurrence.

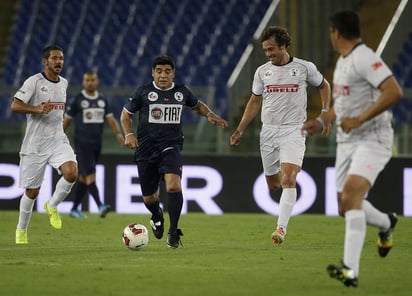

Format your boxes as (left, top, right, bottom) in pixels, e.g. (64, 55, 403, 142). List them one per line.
(1, 0, 274, 121)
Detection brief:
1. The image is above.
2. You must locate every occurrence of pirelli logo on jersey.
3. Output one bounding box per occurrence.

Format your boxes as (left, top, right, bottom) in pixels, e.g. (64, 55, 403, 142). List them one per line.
(149, 104, 182, 124)
(50, 102, 65, 110)
(265, 84, 299, 93)
(333, 84, 350, 96)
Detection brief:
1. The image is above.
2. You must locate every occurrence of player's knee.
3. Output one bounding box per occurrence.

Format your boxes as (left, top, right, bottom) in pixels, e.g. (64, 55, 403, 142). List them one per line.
(62, 162, 78, 183)
(268, 182, 281, 191)
(26, 188, 40, 199)
(166, 185, 182, 193)
(281, 175, 296, 188)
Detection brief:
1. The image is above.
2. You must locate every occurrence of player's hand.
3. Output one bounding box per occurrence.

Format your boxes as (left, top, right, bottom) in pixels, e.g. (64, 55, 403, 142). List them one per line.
(207, 113, 228, 128)
(317, 112, 333, 136)
(124, 134, 138, 149)
(340, 116, 361, 133)
(39, 100, 53, 114)
(301, 119, 323, 136)
(116, 133, 125, 146)
(230, 130, 242, 146)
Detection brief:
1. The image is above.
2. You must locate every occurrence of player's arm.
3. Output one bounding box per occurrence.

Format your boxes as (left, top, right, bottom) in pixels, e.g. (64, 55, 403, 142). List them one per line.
(11, 98, 52, 114)
(316, 78, 332, 136)
(340, 76, 403, 133)
(192, 100, 228, 128)
(63, 115, 71, 132)
(120, 108, 137, 149)
(230, 94, 262, 146)
(106, 114, 125, 145)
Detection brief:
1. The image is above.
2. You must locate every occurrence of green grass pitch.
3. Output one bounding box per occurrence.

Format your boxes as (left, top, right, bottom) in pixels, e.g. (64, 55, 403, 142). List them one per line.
(0, 211, 411, 296)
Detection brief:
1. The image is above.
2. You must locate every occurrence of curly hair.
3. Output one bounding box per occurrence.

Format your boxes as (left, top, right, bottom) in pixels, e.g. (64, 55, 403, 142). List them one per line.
(259, 26, 292, 48)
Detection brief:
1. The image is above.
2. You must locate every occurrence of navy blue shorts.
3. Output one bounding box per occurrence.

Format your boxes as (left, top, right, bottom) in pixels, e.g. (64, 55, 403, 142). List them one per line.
(137, 148, 182, 196)
(76, 143, 101, 176)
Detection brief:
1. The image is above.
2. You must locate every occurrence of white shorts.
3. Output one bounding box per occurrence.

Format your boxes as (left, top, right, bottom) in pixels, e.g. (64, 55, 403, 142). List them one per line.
(19, 141, 77, 189)
(259, 125, 306, 176)
(335, 141, 392, 192)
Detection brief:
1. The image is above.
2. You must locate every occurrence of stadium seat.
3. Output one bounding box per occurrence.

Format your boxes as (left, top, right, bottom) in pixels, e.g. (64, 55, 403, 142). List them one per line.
(1, 0, 274, 122)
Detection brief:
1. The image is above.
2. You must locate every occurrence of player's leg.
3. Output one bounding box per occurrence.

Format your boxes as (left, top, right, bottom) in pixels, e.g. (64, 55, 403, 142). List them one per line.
(341, 175, 369, 279)
(271, 162, 300, 245)
(139, 160, 164, 239)
(69, 147, 90, 218)
(161, 149, 184, 248)
(16, 154, 47, 243)
(350, 142, 396, 257)
(45, 142, 77, 229)
(85, 173, 111, 217)
(16, 189, 39, 244)
(84, 148, 110, 217)
(271, 134, 305, 245)
(70, 175, 88, 218)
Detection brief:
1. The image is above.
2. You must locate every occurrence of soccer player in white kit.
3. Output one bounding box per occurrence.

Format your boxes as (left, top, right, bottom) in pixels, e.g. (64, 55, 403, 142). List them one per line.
(303, 11, 403, 287)
(230, 26, 331, 245)
(12, 45, 78, 244)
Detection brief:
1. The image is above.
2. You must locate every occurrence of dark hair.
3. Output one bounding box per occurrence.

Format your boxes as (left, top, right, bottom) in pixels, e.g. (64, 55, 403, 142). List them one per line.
(329, 11, 361, 39)
(152, 55, 175, 70)
(259, 26, 292, 48)
(42, 45, 63, 59)
(84, 70, 97, 76)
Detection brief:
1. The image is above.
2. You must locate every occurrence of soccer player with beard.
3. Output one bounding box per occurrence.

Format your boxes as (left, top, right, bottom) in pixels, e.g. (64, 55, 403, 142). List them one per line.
(12, 45, 78, 244)
(230, 26, 331, 246)
(120, 55, 228, 248)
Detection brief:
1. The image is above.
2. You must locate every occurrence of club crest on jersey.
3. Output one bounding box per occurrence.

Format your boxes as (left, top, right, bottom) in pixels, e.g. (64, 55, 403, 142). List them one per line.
(264, 70, 273, 78)
(148, 92, 158, 102)
(174, 92, 183, 102)
(289, 68, 300, 77)
(81, 100, 90, 108)
(40, 86, 48, 93)
(97, 100, 106, 108)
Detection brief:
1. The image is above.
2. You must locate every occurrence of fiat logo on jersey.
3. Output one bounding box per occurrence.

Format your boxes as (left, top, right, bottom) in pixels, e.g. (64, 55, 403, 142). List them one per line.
(151, 107, 163, 120)
(148, 92, 158, 102)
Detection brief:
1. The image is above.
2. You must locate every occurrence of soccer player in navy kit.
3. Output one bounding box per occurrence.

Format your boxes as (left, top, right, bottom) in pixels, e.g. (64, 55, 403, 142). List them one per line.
(64, 71, 124, 218)
(120, 55, 228, 248)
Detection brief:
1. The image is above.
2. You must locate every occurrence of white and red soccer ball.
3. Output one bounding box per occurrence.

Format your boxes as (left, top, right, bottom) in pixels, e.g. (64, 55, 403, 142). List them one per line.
(122, 223, 149, 250)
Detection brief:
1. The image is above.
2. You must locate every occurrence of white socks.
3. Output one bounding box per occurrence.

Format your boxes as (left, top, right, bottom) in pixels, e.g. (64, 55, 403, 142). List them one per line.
(343, 209, 366, 277)
(48, 177, 75, 208)
(277, 188, 297, 233)
(362, 200, 390, 232)
(17, 193, 35, 230)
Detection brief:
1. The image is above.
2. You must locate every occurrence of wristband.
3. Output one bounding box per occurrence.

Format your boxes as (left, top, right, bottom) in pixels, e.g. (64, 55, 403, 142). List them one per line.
(316, 117, 325, 128)
(125, 133, 134, 137)
(321, 108, 329, 113)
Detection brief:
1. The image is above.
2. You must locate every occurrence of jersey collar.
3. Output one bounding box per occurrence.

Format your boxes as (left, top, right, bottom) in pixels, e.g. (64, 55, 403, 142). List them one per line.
(152, 81, 175, 91)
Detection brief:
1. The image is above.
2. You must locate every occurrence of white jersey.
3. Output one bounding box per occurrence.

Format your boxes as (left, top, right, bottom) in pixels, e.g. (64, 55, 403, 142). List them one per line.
(333, 43, 393, 143)
(252, 57, 324, 127)
(14, 72, 69, 154)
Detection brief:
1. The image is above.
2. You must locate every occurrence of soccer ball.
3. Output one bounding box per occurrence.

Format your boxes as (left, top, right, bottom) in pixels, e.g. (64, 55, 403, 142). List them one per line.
(122, 223, 149, 250)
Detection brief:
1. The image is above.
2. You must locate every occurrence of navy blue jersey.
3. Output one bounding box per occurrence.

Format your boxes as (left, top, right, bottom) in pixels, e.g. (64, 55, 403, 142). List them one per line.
(123, 82, 198, 160)
(65, 90, 113, 147)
